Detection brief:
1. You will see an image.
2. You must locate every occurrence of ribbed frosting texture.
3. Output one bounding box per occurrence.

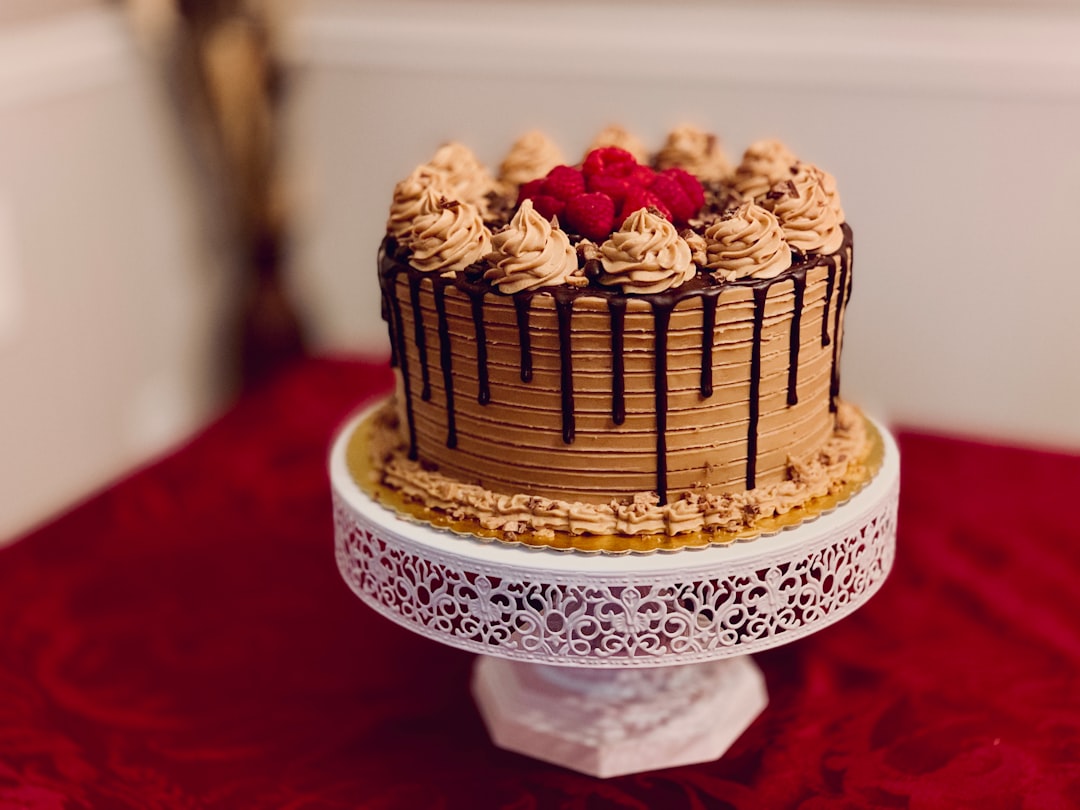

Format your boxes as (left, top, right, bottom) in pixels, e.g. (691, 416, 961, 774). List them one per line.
(377, 127, 857, 538)
(484, 200, 581, 293)
(598, 208, 696, 294)
(383, 241, 850, 504)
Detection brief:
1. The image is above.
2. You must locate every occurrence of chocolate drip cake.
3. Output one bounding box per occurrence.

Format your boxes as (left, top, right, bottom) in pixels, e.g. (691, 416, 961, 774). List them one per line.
(361, 126, 876, 552)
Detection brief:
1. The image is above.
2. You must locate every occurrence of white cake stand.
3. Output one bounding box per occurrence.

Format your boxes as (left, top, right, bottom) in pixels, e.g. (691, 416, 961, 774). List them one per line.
(331, 404, 899, 778)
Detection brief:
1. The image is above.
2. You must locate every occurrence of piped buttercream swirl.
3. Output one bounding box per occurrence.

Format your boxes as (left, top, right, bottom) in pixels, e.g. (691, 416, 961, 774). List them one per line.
(408, 194, 492, 274)
(484, 200, 582, 293)
(762, 163, 844, 254)
(731, 139, 799, 201)
(703, 202, 792, 281)
(655, 124, 732, 182)
(498, 131, 565, 189)
(387, 166, 450, 242)
(802, 162, 845, 223)
(598, 208, 696, 294)
(428, 142, 495, 207)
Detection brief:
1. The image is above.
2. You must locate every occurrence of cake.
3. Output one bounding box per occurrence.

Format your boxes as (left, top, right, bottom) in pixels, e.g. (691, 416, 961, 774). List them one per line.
(363, 125, 874, 552)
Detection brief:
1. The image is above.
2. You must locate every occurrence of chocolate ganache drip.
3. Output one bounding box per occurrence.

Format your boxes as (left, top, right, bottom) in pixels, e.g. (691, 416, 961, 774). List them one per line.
(407, 273, 431, 401)
(745, 285, 769, 489)
(830, 238, 853, 411)
(609, 298, 627, 425)
(431, 277, 457, 449)
(468, 290, 490, 405)
(821, 256, 836, 349)
(379, 224, 852, 503)
(699, 295, 718, 398)
(787, 267, 807, 407)
(514, 294, 533, 383)
(384, 263, 417, 459)
(554, 292, 576, 445)
(652, 302, 672, 503)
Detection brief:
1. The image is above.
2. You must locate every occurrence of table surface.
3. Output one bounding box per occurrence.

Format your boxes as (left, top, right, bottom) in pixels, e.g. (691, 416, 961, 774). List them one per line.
(2, 357, 1078, 809)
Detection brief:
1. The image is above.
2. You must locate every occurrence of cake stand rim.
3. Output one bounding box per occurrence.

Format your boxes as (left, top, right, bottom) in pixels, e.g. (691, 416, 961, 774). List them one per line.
(330, 396, 899, 577)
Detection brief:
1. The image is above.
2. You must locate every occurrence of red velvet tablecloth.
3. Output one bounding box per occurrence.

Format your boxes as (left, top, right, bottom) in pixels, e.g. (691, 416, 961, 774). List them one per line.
(2, 357, 1079, 809)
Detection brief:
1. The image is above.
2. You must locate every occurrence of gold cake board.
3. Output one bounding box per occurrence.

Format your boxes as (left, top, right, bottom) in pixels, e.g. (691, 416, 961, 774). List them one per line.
(345, 398, 884, 554)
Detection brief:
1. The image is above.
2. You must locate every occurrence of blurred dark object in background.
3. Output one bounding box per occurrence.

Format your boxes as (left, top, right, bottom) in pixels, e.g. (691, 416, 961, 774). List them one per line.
(171, 0, 305, 388)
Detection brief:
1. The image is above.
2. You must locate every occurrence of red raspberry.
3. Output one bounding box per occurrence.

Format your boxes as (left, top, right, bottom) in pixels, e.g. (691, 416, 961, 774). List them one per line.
(642, 169, 706, 226)
(648, 173, 697, 225)
(582, 147, 637, 179)
(618, 187, 671, 224)
(563, 192, 616, 241)
(517, 177, 545, 206)
(586, 173, 635, 205)
(540, 165, 586, 201)
(659, 167, 705, 216)
(531, 194, 566, 221)
(630, 164, 657, 187)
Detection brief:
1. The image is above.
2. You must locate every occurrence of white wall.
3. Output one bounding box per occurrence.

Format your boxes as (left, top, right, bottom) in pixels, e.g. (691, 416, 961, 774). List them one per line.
(283, 0, 1080, 451)
(0, 9, 233, 542)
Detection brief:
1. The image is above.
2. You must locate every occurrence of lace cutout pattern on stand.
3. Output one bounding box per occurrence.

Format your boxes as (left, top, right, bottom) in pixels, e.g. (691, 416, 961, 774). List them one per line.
(334, 473, 897, 667)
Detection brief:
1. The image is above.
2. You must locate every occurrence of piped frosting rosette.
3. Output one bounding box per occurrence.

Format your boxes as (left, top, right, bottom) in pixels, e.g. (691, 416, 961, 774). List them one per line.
(428, 142, 496, 208)
(407, 190, 492, 274)
(597, 208, 696, 294)
(762, 163, 845, 254)
(655, 124, 732, 182)
(802, 163, 844, 223)
(703, 202, 792, 281)
(387, 166, 449, 242)
(731, 139, 800, 201)
(484, 200, 583, 293)
(497, 131, 565, 190)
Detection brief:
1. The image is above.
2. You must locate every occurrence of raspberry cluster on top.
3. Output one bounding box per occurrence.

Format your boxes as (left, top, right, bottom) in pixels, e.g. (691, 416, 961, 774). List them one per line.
(517, 147, 706, 241)
(385, 124, 846, 294)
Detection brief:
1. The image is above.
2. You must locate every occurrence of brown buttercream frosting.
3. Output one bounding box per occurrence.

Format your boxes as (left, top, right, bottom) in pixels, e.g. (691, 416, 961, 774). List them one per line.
(762, 163, 844, 254)
(485, 200, 582, 293)
(408, 196, 492, 273)
(655, 124, 732, 182)
(731, 138, 800, 201)
(376, 126, 861, 550)
(387, 167, 449, 242)
(498, 131, 565, 189)
(803, 162, 845, 223)
(598, 208, 696, 294)
(704, 201, 792, 281)
(369, 401, 870, 541)
(428, 142, 495, 207)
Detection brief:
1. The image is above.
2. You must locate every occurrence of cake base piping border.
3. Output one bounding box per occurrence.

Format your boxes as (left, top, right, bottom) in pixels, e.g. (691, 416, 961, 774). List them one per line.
(346, 397, 882, 555)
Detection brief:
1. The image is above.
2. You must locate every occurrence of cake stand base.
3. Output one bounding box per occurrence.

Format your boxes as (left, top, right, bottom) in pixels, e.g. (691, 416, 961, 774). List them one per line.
(333, 402, 900, 779)
(472, 655, 768, 778)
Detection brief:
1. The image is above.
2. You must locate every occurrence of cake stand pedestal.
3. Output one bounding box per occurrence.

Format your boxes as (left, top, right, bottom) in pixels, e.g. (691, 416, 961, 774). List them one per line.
(331, 409, 899, 778)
